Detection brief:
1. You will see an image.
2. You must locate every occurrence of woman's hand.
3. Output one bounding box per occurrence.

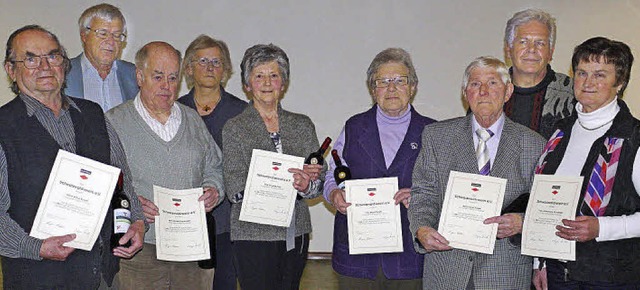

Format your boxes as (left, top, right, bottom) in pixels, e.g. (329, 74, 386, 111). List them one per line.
(289, 166, 315, 192)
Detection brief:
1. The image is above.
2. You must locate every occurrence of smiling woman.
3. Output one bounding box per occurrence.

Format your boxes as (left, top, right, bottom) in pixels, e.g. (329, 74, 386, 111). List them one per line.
(535, 37, 640, 289)
(222, 43, 326, 290)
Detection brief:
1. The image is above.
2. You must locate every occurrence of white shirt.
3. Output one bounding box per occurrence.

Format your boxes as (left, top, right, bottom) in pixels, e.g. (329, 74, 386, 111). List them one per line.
(134, 95, 181, 142)
(471, 113, 506, 169)
(557, 99, 640, 241)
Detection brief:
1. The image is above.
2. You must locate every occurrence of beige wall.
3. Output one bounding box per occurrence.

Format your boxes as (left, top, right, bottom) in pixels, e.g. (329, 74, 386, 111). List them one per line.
(1, 0, 639, 251)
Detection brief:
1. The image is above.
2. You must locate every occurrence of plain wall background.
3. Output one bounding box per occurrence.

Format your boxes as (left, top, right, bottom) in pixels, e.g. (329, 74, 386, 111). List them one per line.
(1, 0, 638, 252)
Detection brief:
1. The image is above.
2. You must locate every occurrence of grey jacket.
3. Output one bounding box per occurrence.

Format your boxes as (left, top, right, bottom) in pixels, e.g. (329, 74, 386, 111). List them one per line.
(409, 115, 545, 289)
(222, 103, 324, 241)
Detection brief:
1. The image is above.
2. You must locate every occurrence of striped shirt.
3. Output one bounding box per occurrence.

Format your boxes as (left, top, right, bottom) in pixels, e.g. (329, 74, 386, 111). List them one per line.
(0, 93, 144, 260)
(80, 54, 124, 112)
(134, 95, 182, 141)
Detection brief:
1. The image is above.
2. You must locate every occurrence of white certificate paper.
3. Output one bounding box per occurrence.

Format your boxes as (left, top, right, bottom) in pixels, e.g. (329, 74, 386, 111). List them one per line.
(154, 186, 209, 262)
(345, 177, 403, 255)
(438, 171, 507, 254)
(240, 149, 304, 227)
(522, 174, 583, 261)
(30, 150, 120, 251)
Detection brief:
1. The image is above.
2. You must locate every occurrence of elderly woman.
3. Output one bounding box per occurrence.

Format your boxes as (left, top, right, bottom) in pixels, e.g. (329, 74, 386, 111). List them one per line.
(323, 48, 435, 289)
(534, 37, 640, 289)
(409, 56, 544, 289)
(177, 34, 247, 290)
(222, 44, 324, 290)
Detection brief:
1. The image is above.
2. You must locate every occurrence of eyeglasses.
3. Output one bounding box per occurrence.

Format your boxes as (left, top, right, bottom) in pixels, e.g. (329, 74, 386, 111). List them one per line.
(86, 27, 126, 42)
(374, 76, 409, 88)
(12, 53, 64, 69)
(193, 57, 222, 68)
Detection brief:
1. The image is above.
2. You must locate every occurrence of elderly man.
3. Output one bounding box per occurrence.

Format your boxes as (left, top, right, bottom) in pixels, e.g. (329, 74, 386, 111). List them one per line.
(409, 56, 545, 289)
(65, 3, 138, 111)
(0, 25, 145, 289)
(503, 9, 574, 139)
(106, 41, 224, 290)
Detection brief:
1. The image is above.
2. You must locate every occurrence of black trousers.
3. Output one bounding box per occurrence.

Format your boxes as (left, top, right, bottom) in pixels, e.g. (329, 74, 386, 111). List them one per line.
(547, 259, 640, 290)
(232, 234, 309, 290)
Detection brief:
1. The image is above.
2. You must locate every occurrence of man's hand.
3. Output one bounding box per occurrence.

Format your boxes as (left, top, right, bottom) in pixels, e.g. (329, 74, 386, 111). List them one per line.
(200, 187, 220, 212)
(415, 226, 452, 252)
(113, 220, 145, 259)
(555, 216, 599, 242)
(484, 213, 523, 238)
(532, 268, 548, 290)
(138, 195, 159, 223)
(393, 188, 412, 209)
(330, 189, 351, 215)
(40, 234, 76, 261)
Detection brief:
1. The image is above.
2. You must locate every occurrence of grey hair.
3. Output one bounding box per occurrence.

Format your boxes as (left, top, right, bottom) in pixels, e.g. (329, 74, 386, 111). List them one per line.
(182, 34, 233, 88)
(504, 9, 556, 49)
(366, 48, 418, 97)
(240, 44, 289, 88)
(78, 3, 126, 35)
(134, 41, 182, 72)
(461, 56, 511, 95)
(4, 25, 71, 95)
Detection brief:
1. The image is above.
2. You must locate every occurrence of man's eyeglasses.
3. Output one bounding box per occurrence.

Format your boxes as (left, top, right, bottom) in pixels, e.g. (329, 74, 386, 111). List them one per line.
(87, 27, 126, 42)
(193, 57, 222, 68)
(12, 53, 64, 69)
(374, 76, 409, 88)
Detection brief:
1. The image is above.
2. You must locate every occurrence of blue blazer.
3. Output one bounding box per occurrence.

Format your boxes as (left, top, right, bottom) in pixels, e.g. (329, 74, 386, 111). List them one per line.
(64, 54, 138, 102)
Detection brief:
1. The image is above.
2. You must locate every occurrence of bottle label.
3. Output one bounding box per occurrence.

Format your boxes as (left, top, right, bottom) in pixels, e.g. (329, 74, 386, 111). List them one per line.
(338, 172, 347, 179)
(113, 208, 131, 234)
(309, 157, 319, 164)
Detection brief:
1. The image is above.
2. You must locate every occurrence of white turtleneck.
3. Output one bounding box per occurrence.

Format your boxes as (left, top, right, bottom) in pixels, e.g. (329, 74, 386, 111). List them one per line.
(556, 99, 640, 241)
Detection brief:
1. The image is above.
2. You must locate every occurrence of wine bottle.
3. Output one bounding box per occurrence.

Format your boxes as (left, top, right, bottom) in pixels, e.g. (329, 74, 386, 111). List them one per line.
(111, 173, 131, 249)
(305, 137, 332, 165)
(331, 150, 351, 189)
(198, 213, 217, 269)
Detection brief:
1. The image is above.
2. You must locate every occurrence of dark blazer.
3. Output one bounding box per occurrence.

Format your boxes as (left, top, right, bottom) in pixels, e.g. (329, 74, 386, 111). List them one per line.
(64, 54, 138, 104)
(332, 105, 434, 280)
(409, 114, 545, 289)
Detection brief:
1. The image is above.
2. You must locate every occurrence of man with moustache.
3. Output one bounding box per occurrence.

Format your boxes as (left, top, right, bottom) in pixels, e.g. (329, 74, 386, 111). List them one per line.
(106, 41, 224, 290)
(65, 3, 138, 111)
(0, 25, 145, 289)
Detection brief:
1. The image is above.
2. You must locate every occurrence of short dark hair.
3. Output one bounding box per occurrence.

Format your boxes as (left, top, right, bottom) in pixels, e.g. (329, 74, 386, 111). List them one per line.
(4, 25, 70, 95)
(572, 37, 634, 97)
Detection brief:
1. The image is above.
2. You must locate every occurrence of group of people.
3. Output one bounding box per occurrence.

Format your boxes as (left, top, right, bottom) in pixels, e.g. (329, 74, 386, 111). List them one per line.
(0, 3, 637, 290)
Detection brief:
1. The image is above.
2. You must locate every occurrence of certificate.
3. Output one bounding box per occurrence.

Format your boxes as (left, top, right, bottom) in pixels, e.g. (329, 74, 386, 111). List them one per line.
(240, 149, 304, 227)
(345, 177, 403, 255)
(521, 174, 583, 261)
(30, 150, 120, 251)
(438, 171, 507, 254)
(154, 186, 209, 262)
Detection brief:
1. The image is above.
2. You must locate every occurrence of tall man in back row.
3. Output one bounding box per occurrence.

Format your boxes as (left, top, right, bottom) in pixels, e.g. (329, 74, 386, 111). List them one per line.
(503, 9, 574, 139)
(0, 25, 145, 289)
(65, 3, 138, 111)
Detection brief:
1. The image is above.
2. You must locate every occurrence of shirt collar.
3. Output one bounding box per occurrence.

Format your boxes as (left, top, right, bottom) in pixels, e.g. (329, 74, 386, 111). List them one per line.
(471, 112, 505, 137)
(19, 93, 80, 117)
(80, 53, 118, 76)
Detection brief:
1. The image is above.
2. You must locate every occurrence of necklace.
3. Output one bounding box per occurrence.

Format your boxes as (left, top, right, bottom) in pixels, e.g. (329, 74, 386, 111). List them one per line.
(194, 96, 219, 113)
(577, 118, 614, 131)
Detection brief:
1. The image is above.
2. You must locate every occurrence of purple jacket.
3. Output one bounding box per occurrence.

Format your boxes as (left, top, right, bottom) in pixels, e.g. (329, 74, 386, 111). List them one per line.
(332, 105, 435, 280)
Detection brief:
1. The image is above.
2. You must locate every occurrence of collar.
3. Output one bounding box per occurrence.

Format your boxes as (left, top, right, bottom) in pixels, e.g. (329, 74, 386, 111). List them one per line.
(472, 112, 505, 137)
(80, 53, 118, 76)
(134, 93, 181, 123)
(575, 98, 619, 130)
(19, 93, 79, 117)
(376, 104, 412, 124)
(511, 64, 556, 94)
